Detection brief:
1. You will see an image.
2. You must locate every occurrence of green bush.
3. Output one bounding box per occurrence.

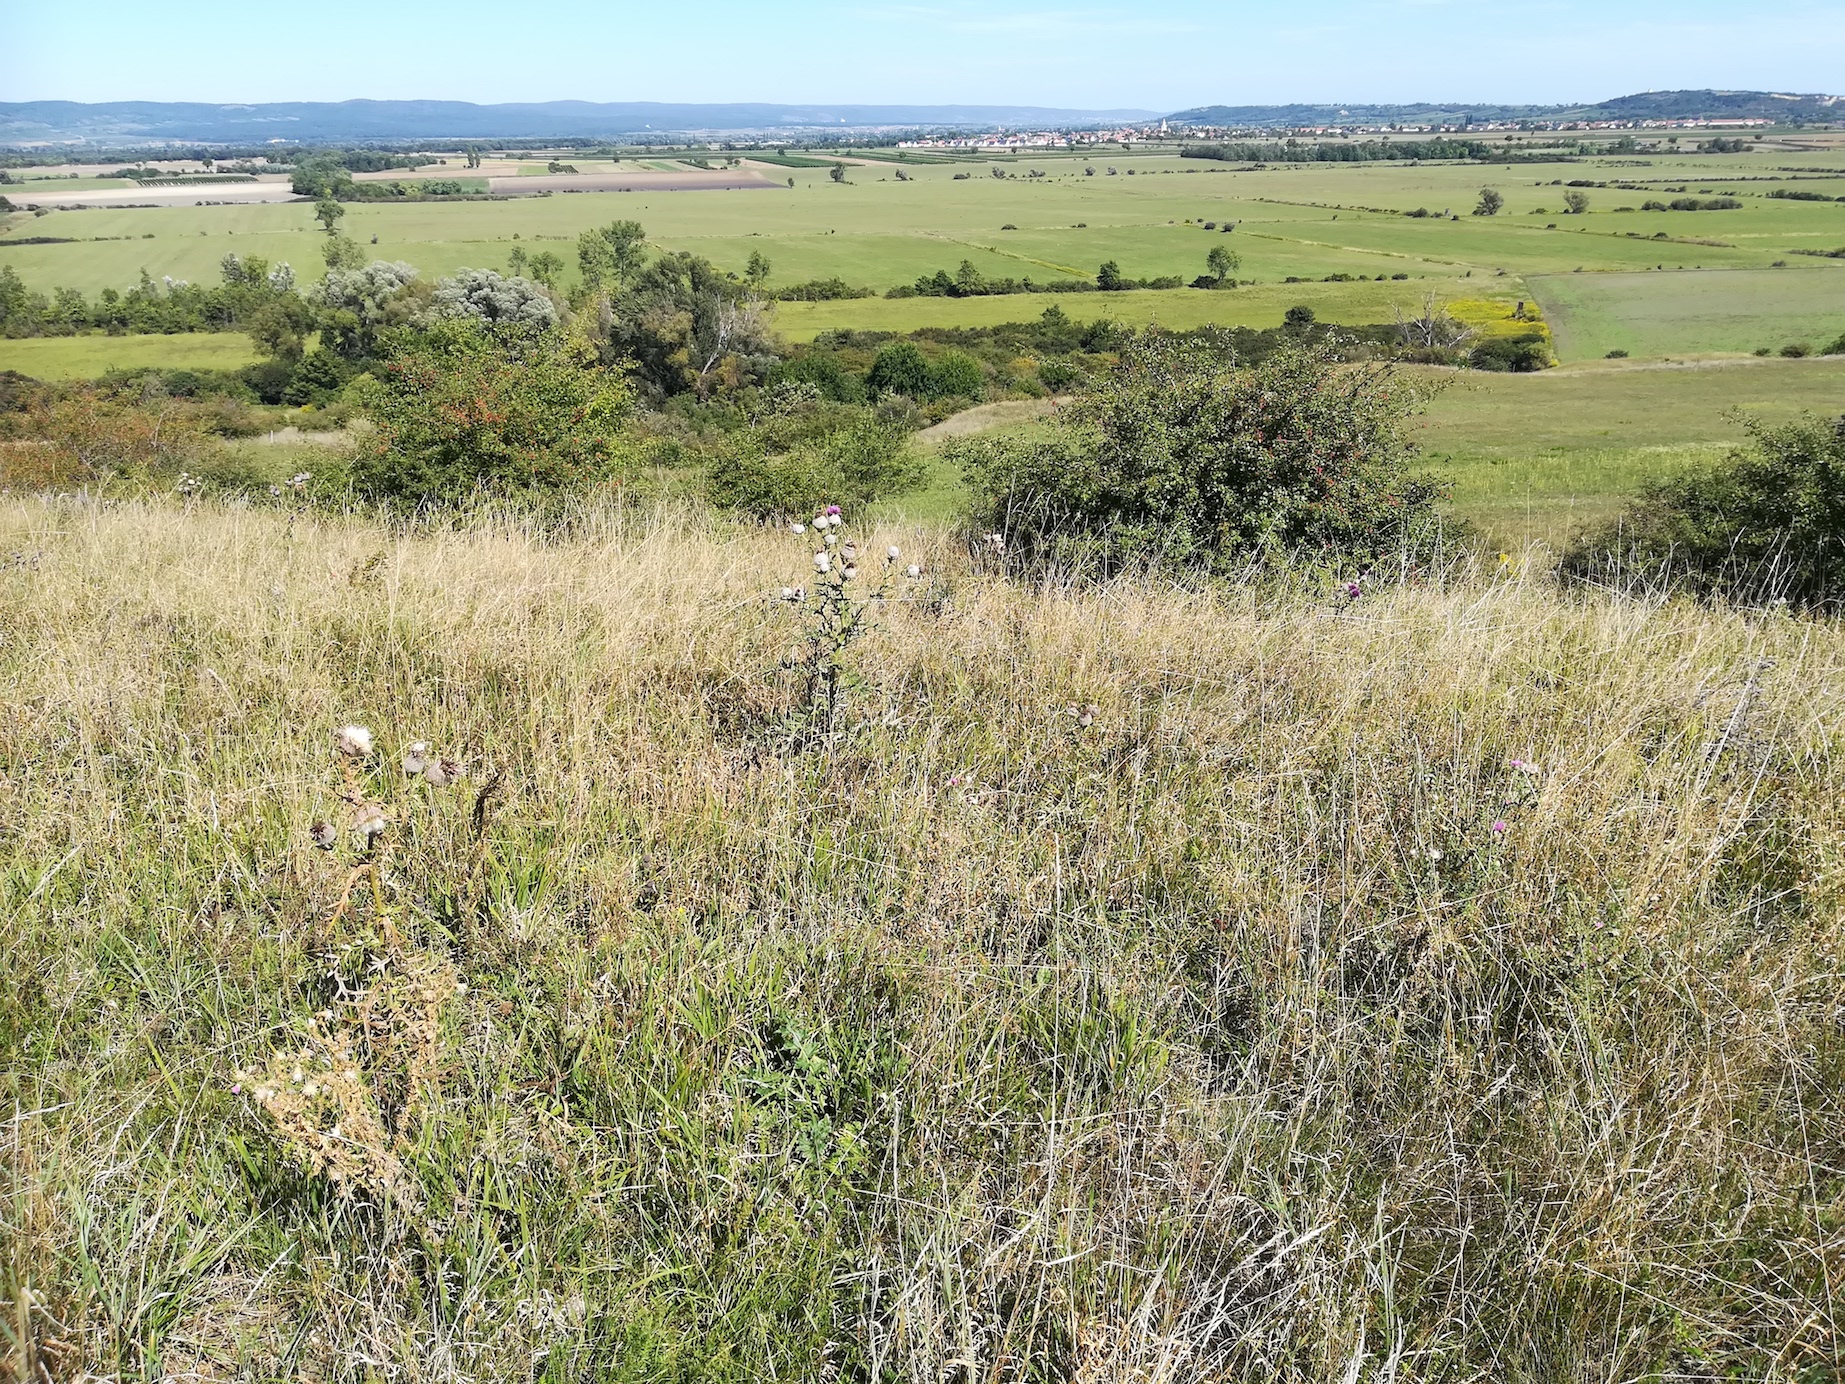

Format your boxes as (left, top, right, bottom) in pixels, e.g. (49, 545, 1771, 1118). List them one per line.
(866, 341, 932, 398)
(1470, 335, 1553, 372)
(1559, 414, 1845, 609)
(954, 334, 1450, 575)
(929, 349, 986, 401)
(706, 399, 923, 520)
(349, 321, 633, 506)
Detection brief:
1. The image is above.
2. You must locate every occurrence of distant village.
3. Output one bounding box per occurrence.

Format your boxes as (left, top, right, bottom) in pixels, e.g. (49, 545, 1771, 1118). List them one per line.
(897, 114, 1782, 151)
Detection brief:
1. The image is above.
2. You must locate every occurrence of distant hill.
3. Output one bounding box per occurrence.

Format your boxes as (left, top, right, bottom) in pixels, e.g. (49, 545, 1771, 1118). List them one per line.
(1167, 89, 1845, 128)
(0, 100, 1159, 147)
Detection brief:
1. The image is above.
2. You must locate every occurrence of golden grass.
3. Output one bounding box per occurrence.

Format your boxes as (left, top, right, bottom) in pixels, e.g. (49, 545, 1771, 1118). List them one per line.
(1, 496, 1841, 1380)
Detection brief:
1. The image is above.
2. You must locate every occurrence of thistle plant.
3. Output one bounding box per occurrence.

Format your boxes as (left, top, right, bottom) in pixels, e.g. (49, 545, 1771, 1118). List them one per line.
(238, 722, 471, 1205)
(778, 505, 920, 747)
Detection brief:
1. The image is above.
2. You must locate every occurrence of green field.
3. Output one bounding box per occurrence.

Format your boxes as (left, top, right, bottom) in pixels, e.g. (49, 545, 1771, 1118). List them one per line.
(1529, 267, 1845, 359)
(7, 148, 1845, 319)
(775, 276, 1518, 339)
(0, 331, 260, 378)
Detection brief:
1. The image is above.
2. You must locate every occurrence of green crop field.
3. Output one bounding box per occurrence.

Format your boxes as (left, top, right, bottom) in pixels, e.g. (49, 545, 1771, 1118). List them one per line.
(1529, 266, 1845, 359)
(774, 276, 1519, 339)
(0, 331, 260, 378)
(7, 148, 1845, 318)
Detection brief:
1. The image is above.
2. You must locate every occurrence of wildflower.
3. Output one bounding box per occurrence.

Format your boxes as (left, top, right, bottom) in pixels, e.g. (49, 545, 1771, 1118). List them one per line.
(1491, 820, 1508, 836)
(1075, 703, 1100, 729)
(779, 585, 796, 600)
(824, 505, 842, 518)
(814, 552, 831, 574)
(841, 564, 858, 580)
(309, 820, 338, 851)
(402, 741, 431, 776)
(887, 546, 901, 561)
(423, 758, 463, 788)
(1344, 581, 1362, 601)
(842, 543, 858, 561)
(824, 532, 838, 548)
(333, 724, 374, 759)
(353, 802, 388, 843)
(791, 523, 806, 535)
(811, 513, 829, 529)
(905, 564, 921, 579)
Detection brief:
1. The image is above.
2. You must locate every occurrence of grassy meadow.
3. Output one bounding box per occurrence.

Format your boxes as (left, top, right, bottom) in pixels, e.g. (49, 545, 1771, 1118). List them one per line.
(0, 331, 261, 379)
(3, 495, 1842, 1379)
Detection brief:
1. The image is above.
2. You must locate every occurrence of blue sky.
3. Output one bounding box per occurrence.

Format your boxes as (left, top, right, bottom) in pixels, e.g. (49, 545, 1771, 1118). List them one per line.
(5, 0, 1843, 109)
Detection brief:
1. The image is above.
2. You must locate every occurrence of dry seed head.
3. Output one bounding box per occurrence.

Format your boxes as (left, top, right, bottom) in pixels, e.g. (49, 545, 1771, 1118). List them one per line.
(905, 564, 921, 579)
(309, 820, 338, 851)
(402, 741, 431, 776)
(424, 758, 463, 788)
(333, 724, 374, 759)
(352, 802, 388, 842)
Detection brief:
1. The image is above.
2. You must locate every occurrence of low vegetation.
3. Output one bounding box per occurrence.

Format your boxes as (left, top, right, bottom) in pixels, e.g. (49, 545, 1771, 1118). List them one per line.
(1561, 411, 1845, 608)
(3, 497, 1841, 1379)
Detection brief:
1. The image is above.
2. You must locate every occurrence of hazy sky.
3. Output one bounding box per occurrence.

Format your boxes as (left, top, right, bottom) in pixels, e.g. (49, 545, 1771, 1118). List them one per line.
(6, 0, 1843, 109)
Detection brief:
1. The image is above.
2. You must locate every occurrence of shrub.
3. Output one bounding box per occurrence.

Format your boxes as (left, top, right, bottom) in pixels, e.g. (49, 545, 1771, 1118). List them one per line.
(0, 385, 211, 488)
(705, 402, 922, 519)
(955, 333, 1450, 575)
(866, 341, 933, 398)
(775, 351, 867, 403)
(1559, 414, 1845, 609)
(1470, 335, 1552, 372)
(929, 349, 986, 401)
(349, 321, 632, 506)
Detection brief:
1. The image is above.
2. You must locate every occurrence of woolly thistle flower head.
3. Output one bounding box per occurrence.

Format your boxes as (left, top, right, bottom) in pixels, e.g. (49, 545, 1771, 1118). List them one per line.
(824, 505, 842, 518)
(309, 821, 338, 852)
(842, 565, 858, 581)
(905, 564, 921, 579)
(791, 523, 806, 535)
(814, 552, 831, 574)
(422, 759, 462, 789)
(824, 532, 838, 548)
(842, 543, 857, 561)
(402, 741, 431, 777)
(333, 725, 374, 759)
(887, 546, 901, 561)
(352, 802, 388, 841)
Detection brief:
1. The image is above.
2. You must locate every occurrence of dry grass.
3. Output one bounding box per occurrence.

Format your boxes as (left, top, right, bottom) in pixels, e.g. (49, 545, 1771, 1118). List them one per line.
(1, 495, 1841, 1382)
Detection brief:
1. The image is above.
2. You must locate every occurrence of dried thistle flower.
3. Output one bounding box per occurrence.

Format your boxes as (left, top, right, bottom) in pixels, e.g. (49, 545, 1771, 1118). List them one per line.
(423, 759, 463, 788)
(334, 725, 374, 760)
(309, 820, 338, 851)
(352, 802, 388, 843)
(402, 741, 431, 777)
(905, 564, 921, 579)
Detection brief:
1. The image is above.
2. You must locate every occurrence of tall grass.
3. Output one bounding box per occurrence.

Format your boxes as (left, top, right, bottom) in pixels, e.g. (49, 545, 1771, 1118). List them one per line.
(2, 496, 1841, 1381)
